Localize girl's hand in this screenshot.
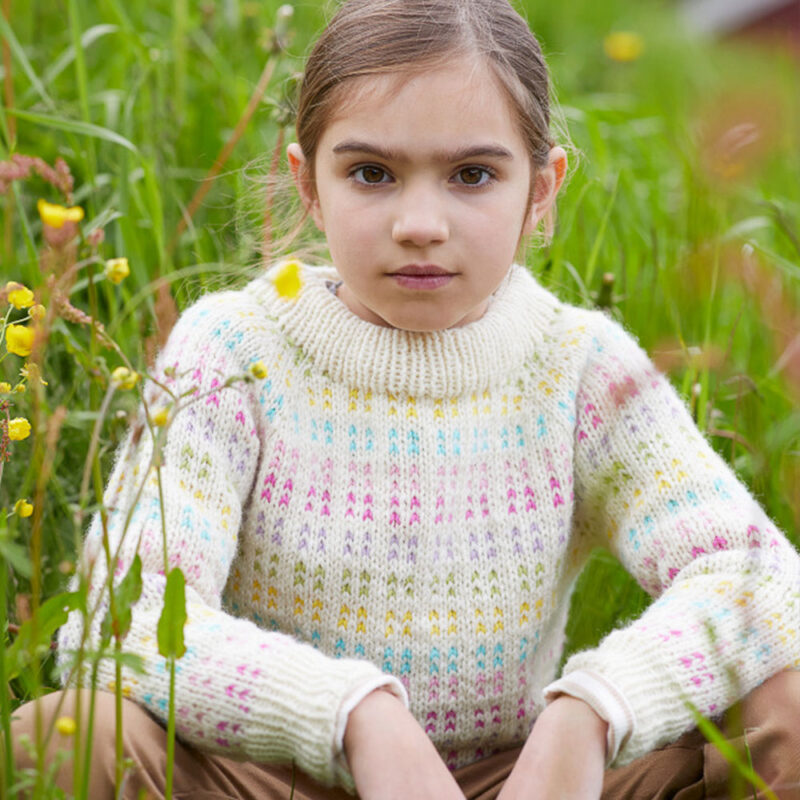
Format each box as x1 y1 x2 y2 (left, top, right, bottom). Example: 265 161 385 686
497 696 607 800
343 689 466 800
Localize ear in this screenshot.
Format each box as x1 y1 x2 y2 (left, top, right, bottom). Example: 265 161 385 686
522 146 568 236
287 142 325 231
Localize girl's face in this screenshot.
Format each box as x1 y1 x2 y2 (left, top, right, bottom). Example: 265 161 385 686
289 59 566 331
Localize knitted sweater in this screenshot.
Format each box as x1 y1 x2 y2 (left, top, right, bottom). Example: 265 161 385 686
58 262 800 790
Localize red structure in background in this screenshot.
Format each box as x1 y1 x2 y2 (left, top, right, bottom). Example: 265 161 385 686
681 0 800 52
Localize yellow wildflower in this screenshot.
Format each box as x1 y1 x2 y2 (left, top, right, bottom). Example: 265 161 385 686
29 303 46 322
151 407 170 427
104 257 130 285
273 260 303 300
14 383 25 394
7 417 32 441
13 498 33 518
603 32 644 63
20 362 47 387
5 282 34 309
0 382 10 394
111 366 140 391
37 199 84 229
54 716 77 736
5 324 34 357
249 361 268 379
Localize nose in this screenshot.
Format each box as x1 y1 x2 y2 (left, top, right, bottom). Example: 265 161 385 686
391 183 449 247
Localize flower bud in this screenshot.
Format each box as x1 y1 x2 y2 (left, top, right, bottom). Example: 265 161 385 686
151 407 170 427
249 360 268 379
105 257 130 285
13 498 33 518
111 366 140 390
5 282 34 309
55 716 77 736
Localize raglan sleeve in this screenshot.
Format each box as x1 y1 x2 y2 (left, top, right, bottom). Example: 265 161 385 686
561 312 800 766
56 292 404 791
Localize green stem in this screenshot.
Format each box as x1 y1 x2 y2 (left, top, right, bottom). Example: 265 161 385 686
0 528 12 800
114 641 123 790
79 663 101 800
165 656 176 800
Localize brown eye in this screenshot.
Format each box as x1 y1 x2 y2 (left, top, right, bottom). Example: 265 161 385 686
457 167 490 186
355 166 388 184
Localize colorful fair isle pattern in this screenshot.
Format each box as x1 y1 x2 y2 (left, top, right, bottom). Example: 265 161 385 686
58 263 800 790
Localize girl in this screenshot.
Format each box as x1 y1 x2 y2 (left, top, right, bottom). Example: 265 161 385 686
14 0 800 798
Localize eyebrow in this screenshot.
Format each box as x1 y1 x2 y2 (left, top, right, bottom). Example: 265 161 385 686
331 140 515 163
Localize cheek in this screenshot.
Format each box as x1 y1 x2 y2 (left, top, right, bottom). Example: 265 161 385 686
326 198 384 244
461 201 523 257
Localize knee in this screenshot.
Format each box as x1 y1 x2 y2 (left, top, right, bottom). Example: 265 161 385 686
742 669 800 729
740 670 800 797
11 689 118 796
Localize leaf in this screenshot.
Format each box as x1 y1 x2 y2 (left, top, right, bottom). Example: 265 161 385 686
5 108 139 155
101 554 143 643
0 514 32 578
0 537 32 578
5 592 81 682
157 568 187 660
104 651 146 674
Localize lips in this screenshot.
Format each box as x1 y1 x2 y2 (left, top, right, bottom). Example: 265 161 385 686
393 264 453 276
390 265 455 291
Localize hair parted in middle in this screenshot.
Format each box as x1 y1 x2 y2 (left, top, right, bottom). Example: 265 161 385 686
295 0 555 184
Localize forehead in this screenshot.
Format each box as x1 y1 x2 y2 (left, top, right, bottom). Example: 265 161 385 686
320 59 529 160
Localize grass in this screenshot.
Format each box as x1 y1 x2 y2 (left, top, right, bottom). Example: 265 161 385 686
1 0 799 797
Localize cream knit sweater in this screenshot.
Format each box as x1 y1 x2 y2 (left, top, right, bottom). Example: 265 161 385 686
59 262 800 791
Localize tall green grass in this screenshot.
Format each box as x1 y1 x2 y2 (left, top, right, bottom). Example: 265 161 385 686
1 0 798 797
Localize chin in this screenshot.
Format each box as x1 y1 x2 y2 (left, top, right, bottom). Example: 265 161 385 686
385 314 461 333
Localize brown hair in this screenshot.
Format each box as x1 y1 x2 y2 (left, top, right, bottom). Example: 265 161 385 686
296 0 555 184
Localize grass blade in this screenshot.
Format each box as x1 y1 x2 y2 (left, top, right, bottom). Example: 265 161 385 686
0 12 54 111
688 702 778 800
5 108 139 155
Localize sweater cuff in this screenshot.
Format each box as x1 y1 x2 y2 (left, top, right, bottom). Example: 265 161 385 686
543 669 635 764
333 675 409 775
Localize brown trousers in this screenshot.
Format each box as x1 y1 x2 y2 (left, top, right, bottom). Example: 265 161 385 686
11 670 800 799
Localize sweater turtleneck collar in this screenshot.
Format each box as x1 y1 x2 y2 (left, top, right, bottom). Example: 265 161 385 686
250 262 560 397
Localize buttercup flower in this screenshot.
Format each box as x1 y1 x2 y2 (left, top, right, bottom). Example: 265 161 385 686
273 260 303 299
13 498 33 518
151 407 170 427
105 257 130 285
8 417 32 441
5 324 34 357
603 32 644 63
37 199 84 229
55 716 77 736
0 382 10 393
29 303 46 322
111 366 140 390
5 282 34 309
249 361 268 379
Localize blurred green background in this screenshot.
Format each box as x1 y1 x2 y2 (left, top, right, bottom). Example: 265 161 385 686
1 0 799 671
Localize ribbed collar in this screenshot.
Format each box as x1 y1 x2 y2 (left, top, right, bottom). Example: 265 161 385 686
249 263 560 397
